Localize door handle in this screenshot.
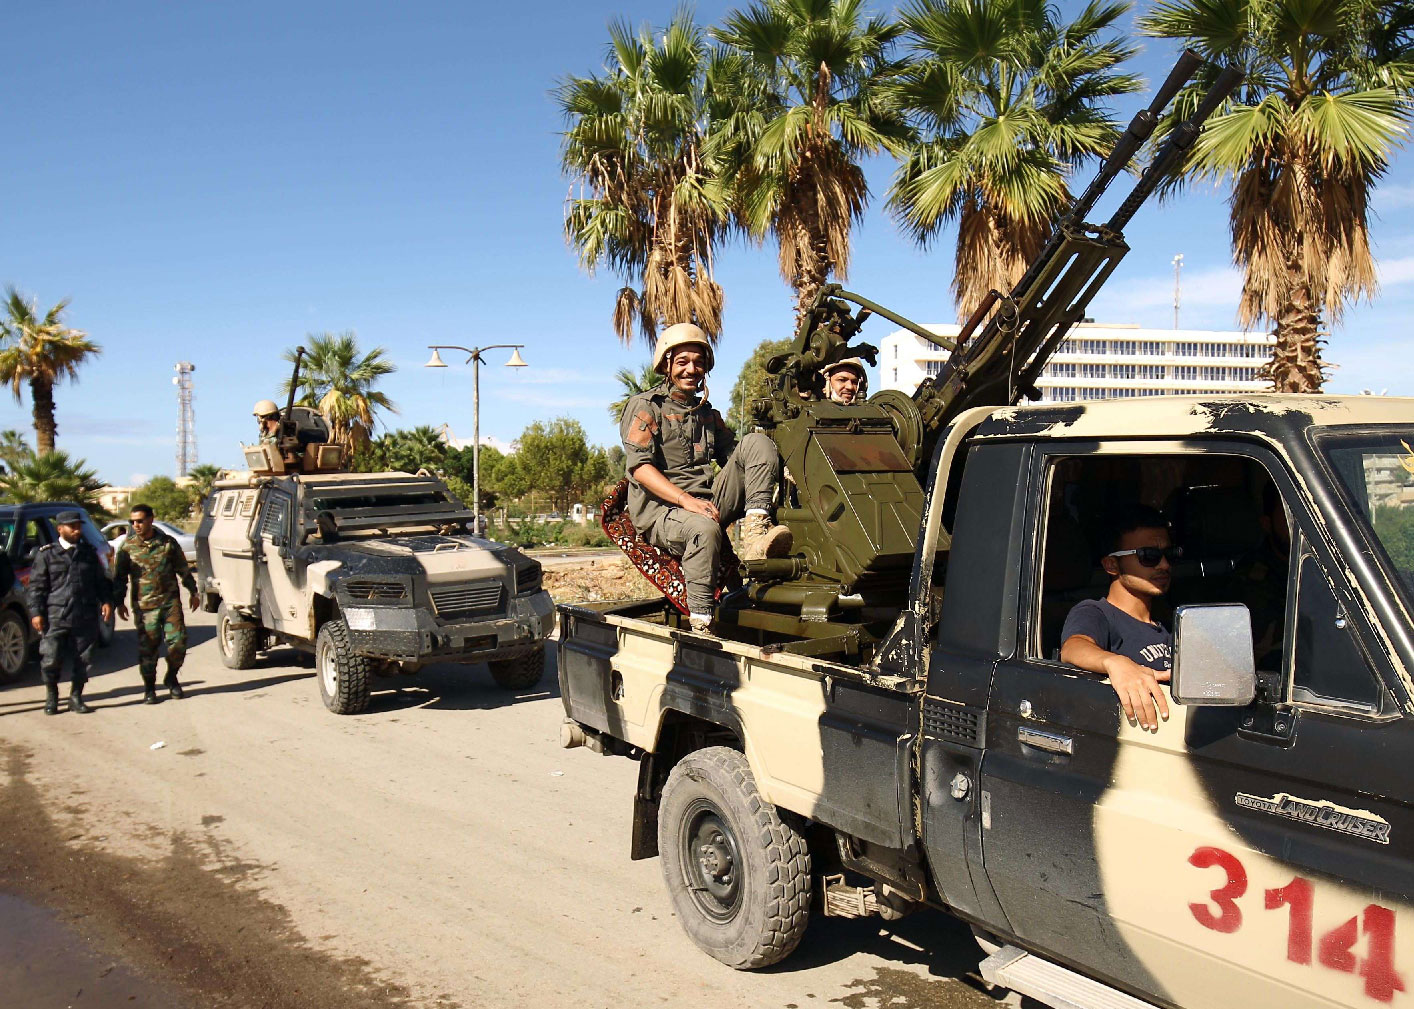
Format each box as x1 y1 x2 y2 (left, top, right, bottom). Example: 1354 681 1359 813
1018 726 1074 755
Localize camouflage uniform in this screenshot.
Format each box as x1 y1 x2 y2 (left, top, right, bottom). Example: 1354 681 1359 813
621 382 780 616
112 528 197 692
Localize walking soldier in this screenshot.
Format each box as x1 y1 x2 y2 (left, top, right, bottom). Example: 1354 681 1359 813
112 504 200 703
27 510 114 715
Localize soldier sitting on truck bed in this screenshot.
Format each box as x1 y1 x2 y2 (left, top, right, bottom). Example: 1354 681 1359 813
1060 504 1178 733
621 322 793 633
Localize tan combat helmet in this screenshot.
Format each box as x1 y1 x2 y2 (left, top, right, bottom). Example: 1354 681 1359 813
252 399 280 417
821 358 868 401
652 323 715 375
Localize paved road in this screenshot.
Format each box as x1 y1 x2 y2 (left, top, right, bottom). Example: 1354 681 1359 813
0 610 1000 1009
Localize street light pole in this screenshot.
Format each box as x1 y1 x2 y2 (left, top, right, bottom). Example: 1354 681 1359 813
424 343 528 536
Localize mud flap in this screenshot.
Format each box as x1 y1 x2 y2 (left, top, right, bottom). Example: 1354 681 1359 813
630 756 660 860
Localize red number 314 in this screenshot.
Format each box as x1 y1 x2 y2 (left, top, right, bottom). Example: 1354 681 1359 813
1188 846 1405 1003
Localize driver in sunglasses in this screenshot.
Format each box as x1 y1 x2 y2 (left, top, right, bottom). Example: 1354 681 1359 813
1061 504 1180 733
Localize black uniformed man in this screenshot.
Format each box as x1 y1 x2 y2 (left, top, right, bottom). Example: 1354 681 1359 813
27 511 114 714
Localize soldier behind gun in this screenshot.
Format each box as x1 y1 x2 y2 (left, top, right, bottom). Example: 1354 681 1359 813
113 503 200 703
27 511 114 715
254 399 281 445
821 358 867 405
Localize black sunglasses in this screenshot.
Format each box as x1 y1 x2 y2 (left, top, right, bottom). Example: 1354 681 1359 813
1107 545 1182 567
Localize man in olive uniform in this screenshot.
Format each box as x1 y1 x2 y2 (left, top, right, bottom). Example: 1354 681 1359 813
112 504 200 703
27 511 114 715
254 400 281 445
621 323 792 633
821 358 867 405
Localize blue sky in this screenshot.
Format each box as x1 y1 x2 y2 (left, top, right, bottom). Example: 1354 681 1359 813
3 1 1412 486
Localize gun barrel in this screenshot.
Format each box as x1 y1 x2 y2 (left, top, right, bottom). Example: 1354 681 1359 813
1105 65 1243 232
282 346 306 425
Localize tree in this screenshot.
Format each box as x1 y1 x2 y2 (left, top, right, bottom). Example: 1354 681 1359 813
132 476 196 523
283 332 397 450
711 0 909 322
608 362 661 423
0 451 105 514
559 10 731 346
1141 0 1414 392
185 463 222 504
0 288 102 455
888 0 1141 321
728 336 795 432
0 429 32 472
512 418 611 513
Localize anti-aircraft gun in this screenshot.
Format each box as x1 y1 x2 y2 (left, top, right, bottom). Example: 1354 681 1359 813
719 51 1242 659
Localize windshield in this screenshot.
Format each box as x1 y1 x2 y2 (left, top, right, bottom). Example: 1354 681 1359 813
1321 429 1414 604
308 490 463 514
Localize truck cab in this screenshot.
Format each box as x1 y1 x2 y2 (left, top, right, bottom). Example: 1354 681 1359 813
559 394 1414 1009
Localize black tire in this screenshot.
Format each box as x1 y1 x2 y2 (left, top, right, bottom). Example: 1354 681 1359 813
0 608 30 684
658 746 811 969
487 648 545 690
316 619 371 715
217 602 259 670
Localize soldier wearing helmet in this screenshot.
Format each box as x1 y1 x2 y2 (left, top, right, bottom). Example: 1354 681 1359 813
253 400 281 446
821 358 867 405
621 322 792 633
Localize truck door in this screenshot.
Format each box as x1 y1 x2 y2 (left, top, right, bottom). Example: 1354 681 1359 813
979 440 1414 1009
255 487 308 636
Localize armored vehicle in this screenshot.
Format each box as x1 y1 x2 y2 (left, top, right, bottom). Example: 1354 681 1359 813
197 467 553 714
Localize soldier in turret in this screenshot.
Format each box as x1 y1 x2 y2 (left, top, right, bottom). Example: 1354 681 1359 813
821 358 867 405
621 323 792 633
253 400 281 445
112 503 200 703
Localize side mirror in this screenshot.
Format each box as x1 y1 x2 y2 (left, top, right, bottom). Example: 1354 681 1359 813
1171 603 1256 706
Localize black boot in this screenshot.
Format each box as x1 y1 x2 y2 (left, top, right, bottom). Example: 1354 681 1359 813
69 685 92 714
164 673 185 700
43 684 59 716
142 673 159 704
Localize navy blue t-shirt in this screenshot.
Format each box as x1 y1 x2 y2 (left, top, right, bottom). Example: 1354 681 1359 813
1061 599 1172 673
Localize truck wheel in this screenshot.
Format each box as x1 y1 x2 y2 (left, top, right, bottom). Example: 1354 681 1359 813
217 603 259 670
487 648 545 690
658 746 811 969
0 609 29 683
316 619 371 715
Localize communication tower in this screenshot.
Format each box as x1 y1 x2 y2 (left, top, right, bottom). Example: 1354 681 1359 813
174 362 197 476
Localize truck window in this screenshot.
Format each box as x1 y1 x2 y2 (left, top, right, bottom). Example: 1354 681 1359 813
259 492 292 540
1290 551 1383 710
1035 451 1293 678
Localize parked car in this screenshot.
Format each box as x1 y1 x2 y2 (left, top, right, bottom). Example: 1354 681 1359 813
103 519 198 565
0 567 31 682
0 502 117 648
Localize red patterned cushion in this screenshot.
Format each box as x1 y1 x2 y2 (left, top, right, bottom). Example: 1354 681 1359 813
601 479 740 615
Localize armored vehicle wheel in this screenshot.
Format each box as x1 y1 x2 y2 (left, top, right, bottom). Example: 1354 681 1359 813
658 746 811 969
0 609 29 683
217 603 258 670
316 618 371 715
487 648 545 690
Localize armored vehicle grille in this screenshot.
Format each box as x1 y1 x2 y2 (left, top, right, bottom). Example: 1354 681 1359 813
430 580 503 617
344 579 407 602
922 699 981 746
515 562 541 595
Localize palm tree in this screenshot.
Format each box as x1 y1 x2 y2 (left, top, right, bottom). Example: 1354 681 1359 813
0 450 105 512
186 463 223 507
0 289 102 455
559 11 731 347
1141 0 1414 392
711 0 909 322
282 332 397 450
608 362 661 422
888 0 1141 322
0 430 32 472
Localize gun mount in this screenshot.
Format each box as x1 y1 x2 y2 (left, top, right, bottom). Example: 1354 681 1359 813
242 346 345 475
718 51 1242 658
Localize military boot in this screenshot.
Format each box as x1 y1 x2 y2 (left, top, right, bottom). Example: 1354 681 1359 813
68 685 92 714
43 684 59 716
142 673 159 705
739 512 792 561
164 673 185 700
688 613 713 635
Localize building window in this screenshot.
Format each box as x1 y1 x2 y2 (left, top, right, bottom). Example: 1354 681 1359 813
1200 366 1228 382
1138 341 1163 356
1172 365 1198 381
1112 340 1137 355
1176 342 1201 356
1049 363 1076 378
1110 364 1137 380
925 360 944 376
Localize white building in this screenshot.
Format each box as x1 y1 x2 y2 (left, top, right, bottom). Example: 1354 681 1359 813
878 321 1279 401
